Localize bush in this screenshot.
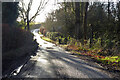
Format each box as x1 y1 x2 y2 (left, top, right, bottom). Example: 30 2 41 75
46 32 62 41
92 37 102 49
43 29 46 36
2 26 34 53
2 25 38 75
40 27 45 34
68 38 77 45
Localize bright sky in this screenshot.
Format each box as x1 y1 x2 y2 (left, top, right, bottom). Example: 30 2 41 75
30 0 60 23
18 0 60 23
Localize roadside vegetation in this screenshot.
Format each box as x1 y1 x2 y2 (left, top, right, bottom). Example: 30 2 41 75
2 2 38 76
40 31 120 71
40 2 120 72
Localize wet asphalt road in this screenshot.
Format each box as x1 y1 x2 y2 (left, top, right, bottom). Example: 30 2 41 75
13 29 111 78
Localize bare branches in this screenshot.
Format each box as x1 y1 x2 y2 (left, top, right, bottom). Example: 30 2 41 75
19 0 49 30
29 0 49 22
27 0 33 13
19 0 49 22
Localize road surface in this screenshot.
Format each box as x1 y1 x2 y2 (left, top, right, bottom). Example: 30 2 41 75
13 29 111 78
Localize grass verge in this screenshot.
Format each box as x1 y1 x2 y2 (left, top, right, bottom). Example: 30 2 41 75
41 36 120 72
41 36 56 44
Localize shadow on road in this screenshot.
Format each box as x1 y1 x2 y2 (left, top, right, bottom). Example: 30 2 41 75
13 46 110 78
45 49 110 78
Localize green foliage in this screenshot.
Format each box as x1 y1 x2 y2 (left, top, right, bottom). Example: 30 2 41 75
86 39 90 48
104 39 113 49
97 56 120 65
46 32 62 41
46 32 70 44
43 6 76 37
41 36 54 43
43 2 120 56
75 42 77 46
92 37 102 49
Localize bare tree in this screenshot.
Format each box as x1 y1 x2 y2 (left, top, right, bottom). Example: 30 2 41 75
19 0 49 30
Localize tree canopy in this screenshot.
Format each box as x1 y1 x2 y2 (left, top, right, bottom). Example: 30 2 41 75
42 1 120 55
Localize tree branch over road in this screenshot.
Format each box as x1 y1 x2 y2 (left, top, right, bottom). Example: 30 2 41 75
19 0 49 30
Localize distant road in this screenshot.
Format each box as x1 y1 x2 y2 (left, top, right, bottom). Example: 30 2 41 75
14 29 111 78
30 24 41 30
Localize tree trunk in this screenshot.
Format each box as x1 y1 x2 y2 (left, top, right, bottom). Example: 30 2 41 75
90 25 93 48
24 26 27 30
27 20 30 30
81 2 84 39
27 12 30 31
108 0 110 20
75 2 80 40
83 2 89 45
24 19 27 30
117 2 120 41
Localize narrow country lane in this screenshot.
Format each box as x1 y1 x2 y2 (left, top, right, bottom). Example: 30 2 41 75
13 29 112 78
